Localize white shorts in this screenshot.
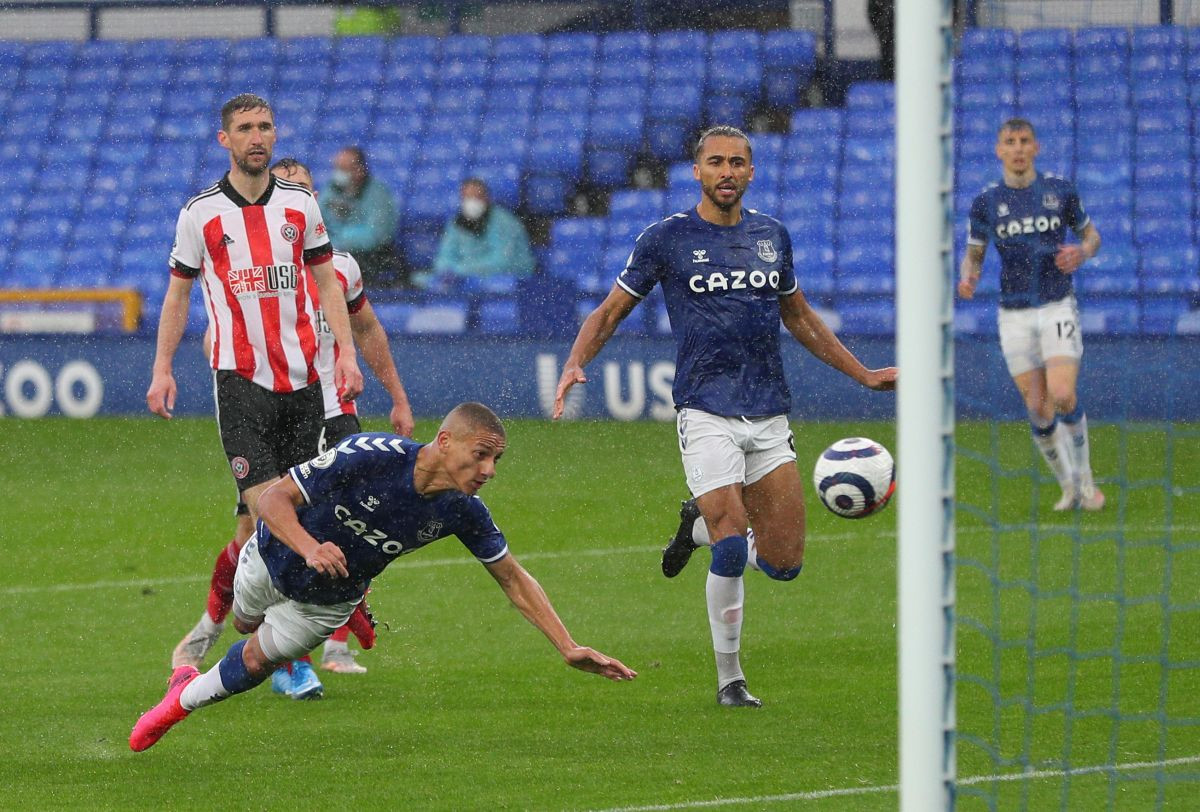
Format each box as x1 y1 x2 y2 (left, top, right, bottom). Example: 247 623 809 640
232 538 360 662
676 408 796 498
997 296 1083 377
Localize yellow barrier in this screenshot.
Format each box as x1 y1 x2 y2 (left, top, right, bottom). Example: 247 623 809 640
0 288 143 332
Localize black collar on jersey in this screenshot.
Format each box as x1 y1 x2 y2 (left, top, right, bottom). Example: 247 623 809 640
219 172 277 208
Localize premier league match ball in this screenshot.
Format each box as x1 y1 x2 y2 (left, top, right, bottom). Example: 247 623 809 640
812 437 896 519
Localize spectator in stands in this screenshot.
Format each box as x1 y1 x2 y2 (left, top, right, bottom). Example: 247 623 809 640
322 146 405 288
959 118 1104 512
426 178 535 290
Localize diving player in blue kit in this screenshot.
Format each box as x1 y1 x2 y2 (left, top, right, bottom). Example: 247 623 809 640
131 402 636 751
553 126 896 707
959 118 1104 512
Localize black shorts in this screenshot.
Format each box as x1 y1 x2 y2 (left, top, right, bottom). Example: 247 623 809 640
215 370 324 492
321 413 362 450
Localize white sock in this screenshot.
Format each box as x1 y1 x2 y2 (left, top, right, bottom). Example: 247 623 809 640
324 639 349 657
1031 419 1075 491
706 572 745 689
691 514 710 546
1061 413 1095 491
180 665 231 711
198 612 223 634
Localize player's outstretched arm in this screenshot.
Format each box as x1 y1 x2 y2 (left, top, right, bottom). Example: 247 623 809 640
146 275 195 419
257 477 349 578
553 285 639 419
484 554 637 681
350 299 414 436
780 291 897 391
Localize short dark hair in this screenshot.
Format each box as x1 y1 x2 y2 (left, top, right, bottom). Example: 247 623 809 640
341 145 369 173
999 117 1036 138
693 125 753 161
461 177 490 196
220 93 272 130
442 402 505 439
271 157 311 176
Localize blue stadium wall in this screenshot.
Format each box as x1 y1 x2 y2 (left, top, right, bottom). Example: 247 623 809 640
0 334 1196 421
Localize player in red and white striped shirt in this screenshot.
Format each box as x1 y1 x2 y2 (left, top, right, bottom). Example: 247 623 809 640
147 94 364 520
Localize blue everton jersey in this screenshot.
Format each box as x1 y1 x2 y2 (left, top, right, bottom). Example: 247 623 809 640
256 433 509 604
967 172 1090 309
617 208 798 418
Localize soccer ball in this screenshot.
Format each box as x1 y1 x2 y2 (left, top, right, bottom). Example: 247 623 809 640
812 437 896 519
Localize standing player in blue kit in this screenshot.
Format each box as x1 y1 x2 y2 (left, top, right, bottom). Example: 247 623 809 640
553 126 896 707
959 117 1104 512
131 402 636 751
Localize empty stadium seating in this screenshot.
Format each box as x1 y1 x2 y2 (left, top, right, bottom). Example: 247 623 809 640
1 24 1197 337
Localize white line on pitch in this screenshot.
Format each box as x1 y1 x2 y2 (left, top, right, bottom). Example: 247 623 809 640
4 523 1194 597
590 755 1200 811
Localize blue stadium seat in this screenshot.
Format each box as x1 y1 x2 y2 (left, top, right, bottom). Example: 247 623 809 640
645 120 691 162
593 82 647 113
655 30 707 61
437 87 486 115
601 31 652 61
1017 26 1075 59
1014 52 1068 84
1134 217 1192 248
1017 79 1070 109
526 135 584 177
1074 26 1129 57
438 55 490 89
1077 249 1138 297
1139 245 1200 294
383 59 437 86
1076 134 1132 164
844 109 893 139
954 299 999 336
587 110 643 149
493 34 544 62
540 84 591 113
466 162 521 208
1141 299 1193 335
1079 299 1138 335
1135 161 1191 190
789 108 844 140
762 29 816 106
490 57 542 88
330 59 383 89
605 217 650 251
389 35 439 63
1136 133 1190 163
1132 79 1187 109
609 189 665 223
547 32 597 63
705 94 749 127
845 81 894 110
652 51 706 85
484 85 536 117
551 216 606 251
586 149 631 187
837 301 895 336
778 185 837 220
842 137 895 166
597 54 652 86
963 84 1015 110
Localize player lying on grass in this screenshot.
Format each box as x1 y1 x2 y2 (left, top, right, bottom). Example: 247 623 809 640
130 402 637 751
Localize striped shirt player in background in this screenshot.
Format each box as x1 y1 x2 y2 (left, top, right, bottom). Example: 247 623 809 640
145 94 365 685
553 126 896 707
959 118 1104 511
130 403 636 752
179 157 416 698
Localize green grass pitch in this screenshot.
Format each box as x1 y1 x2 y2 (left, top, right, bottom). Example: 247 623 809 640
0 417 1195 810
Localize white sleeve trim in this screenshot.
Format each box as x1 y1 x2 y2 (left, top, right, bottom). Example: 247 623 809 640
477 545 509 564
615 277 646 300
967 236 987 246
777 280 799 296
289 467 313 505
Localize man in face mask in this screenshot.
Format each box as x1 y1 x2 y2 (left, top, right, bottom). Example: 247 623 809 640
322 146 405 288
427 178 536 291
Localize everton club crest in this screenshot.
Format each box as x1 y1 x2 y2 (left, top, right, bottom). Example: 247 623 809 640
756 239 778 262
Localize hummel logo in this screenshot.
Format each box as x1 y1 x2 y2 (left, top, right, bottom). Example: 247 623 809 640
221 234 234 245
692 249 710 263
